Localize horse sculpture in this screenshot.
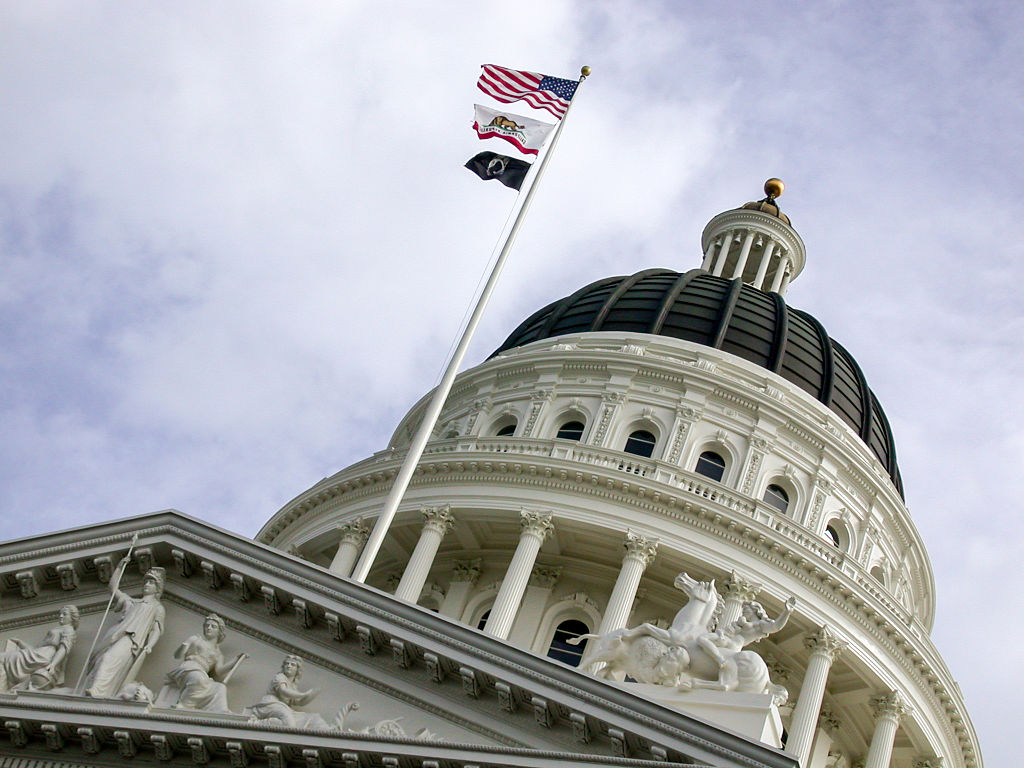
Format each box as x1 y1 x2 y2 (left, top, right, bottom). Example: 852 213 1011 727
570 572 794 703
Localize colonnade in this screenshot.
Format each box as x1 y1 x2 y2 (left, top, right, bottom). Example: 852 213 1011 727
325 512 915 768
704 228 792 295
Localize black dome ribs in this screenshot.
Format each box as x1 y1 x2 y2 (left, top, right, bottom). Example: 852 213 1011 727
492 270 903 498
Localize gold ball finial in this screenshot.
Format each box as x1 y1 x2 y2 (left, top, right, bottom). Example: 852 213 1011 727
580 66 591 77
764 178 785 199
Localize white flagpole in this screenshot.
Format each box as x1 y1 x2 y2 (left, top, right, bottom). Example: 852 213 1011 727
350 66 591 584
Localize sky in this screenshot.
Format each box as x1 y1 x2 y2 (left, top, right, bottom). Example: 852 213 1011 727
0 2 1019 763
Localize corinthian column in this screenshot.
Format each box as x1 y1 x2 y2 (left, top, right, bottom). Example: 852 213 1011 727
484 510 554 640
394 506 455 603
329 519 370 578
787 626 846 766
597 531 658 635
719 570 762 628
864 692 911 768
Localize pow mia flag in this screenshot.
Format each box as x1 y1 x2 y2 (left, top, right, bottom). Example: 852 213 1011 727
464 151 531 191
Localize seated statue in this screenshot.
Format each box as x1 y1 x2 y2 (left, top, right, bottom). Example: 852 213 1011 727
0 605 79 693
246 655 333 730
155 614 247 712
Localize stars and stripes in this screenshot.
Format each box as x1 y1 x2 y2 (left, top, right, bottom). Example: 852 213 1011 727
477 64 578 119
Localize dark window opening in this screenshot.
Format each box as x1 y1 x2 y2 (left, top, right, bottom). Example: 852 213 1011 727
824 525 840 548
624 430 657 458
695 451 726 482
476 609 491 630
763 484 790 513
556 420 585 441
495 423 516 437
546 619 590 667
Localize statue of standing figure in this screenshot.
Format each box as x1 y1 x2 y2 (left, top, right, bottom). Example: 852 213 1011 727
0 605 80 693
155 614 248 712
80 557 166 698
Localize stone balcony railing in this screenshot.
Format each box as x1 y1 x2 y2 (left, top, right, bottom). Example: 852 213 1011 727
419 436 915 626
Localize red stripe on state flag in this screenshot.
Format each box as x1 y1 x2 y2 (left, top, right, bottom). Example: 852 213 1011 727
473 120 539 155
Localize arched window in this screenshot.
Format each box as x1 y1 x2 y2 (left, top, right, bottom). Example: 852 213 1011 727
623 429 657 458
495 423 516 437
870 565 886 584
763 484 790 513
555 420 585 441
824 524 841 548
695 450 726 482
546 619 590 666
476 609 491 630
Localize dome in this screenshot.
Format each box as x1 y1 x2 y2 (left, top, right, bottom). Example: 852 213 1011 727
740 198 791 225
493 268 903 497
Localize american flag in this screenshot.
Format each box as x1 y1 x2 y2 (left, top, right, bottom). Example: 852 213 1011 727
477 64 578 120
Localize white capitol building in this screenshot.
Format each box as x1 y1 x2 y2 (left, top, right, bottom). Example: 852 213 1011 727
0 181 980 768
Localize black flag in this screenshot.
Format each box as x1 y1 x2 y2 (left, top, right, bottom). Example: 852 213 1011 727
464 151 531 191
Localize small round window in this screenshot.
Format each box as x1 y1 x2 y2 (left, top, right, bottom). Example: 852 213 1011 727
556 420 585 441
763 484 790 513
624 430 657 458
695 451 726 482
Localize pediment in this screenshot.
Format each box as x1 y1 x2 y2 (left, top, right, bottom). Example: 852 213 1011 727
0 511 795 768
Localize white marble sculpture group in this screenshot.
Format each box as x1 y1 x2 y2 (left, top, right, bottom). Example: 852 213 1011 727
0 555 437 738
571 572 794 703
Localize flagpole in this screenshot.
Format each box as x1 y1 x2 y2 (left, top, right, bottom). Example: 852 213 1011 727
350 66 591 584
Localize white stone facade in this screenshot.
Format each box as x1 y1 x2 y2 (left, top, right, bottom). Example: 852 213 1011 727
262 333 977 768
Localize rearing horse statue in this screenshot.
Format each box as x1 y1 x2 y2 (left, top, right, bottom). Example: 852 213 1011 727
569 572 795 703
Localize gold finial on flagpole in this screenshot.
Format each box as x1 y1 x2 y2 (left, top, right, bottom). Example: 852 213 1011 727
580 66 591 78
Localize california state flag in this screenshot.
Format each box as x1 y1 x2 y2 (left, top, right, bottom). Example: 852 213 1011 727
472 104 554 156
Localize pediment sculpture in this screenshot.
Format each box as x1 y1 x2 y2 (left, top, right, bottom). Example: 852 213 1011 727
154 614 248 712
0 605 79 693
79 557 166 698
570 572 794 703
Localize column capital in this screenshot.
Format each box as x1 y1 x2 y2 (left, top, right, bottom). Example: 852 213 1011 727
818 704 841 735
870 690 911 723
529 565 562 589
421 505 455 535
338 518 370 546
623 530 659 567
450 558 482 585
724 570 762 602
912 757 943 768
519 509 555 542
804 626 846 661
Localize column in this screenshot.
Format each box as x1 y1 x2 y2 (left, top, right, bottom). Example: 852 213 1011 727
485 510 554 640
769 255 790 293
701 239 718 270
509 565 562 646
440 559 481 620
731 230 757 280
719 570 762 628
779 264 794 296
394 506 455 603
864 692 910 768
597 531 659 635
787 626 846 766
753 240 776 289
329 518 370 578
711 231 735 277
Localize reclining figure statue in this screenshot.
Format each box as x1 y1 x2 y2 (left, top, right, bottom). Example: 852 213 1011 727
569 572 795 703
